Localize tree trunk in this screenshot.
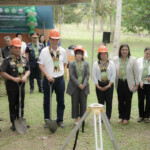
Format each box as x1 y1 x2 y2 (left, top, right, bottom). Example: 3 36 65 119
136 27 141 35
110 15 115 42
87 18 90 30
98 16 105 32
110 0 122 58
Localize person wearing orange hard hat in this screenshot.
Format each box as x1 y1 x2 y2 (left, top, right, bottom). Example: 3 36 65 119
92 45 116 122
66 45 90 125
38 29 67 128
25 32 44 94
0 38 30 131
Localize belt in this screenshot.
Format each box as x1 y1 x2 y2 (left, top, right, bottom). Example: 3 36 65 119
54 75 63 81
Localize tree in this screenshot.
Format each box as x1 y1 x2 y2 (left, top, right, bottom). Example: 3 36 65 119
95 0 116 41
122 0 150 34
63 4 83 25
111 0 122 57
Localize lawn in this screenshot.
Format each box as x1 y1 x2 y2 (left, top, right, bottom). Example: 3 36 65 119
0 24 150 150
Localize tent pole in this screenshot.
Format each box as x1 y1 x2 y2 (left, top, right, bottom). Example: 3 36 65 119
91 0 96 79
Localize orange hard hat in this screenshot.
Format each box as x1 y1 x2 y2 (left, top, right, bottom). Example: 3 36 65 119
74 45 85 54
11 38 22 47
30 32 39 38
49 29 60 39
98 45 108 53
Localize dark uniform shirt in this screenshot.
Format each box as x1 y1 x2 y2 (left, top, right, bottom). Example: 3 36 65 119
1 46 11 58
1 55 30 91
25 42 43 68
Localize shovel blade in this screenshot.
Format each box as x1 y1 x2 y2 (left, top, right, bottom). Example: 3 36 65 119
15 118 27 134
45 119 58 133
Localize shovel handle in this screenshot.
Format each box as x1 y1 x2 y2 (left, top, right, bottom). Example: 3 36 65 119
18 82 23 118
48 82 53 120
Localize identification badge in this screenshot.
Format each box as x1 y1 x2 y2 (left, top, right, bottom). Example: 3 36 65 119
101 72 107 81
18 67 24 74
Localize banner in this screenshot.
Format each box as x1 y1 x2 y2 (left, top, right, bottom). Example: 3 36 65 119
0 6 30 33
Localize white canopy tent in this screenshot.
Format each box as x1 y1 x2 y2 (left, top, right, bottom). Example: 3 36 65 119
0 0 89 6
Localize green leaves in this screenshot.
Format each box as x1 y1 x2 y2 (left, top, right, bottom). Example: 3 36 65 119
122 0 150 33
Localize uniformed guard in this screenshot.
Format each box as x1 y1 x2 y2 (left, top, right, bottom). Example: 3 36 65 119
25 33 43 94
0 38 30 131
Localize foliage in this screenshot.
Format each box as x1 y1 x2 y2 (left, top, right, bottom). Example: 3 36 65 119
63 4 84 24
122 0 150 33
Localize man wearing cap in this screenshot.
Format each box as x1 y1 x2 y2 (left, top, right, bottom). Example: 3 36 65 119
0 38 30 131
25 33 43 94
38 29 67 128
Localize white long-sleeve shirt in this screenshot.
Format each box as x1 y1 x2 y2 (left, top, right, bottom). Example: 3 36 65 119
92 60 116 84
137 57 150 84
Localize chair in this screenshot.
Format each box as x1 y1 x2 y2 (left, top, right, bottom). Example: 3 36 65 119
66 55 75 80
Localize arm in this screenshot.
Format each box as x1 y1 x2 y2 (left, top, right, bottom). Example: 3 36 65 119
92 62 104 91
25 46 29 61
25 53 29 62
21 70 30 83
1 71 21 83
39 64 54 82
82 62 90 86
108 61 116 88
133 58 139 92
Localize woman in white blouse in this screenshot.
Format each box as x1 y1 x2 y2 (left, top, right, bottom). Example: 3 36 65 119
113 44 139 125
92 45 116 121
137 47 150 123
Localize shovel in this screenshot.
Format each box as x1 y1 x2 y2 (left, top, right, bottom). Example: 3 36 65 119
15 82 27 134
45 82 57 133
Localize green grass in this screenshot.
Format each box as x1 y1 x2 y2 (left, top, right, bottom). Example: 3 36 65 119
0 24 150 150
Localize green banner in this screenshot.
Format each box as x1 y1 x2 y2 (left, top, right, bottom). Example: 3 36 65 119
0 6 30 33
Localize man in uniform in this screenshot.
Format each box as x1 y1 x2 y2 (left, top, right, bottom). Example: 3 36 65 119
1 36 12 58
0 38 30 131
25 33 43 94
38 29 67 128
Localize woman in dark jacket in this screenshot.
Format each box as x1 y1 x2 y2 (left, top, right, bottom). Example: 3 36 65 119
66 45 90 125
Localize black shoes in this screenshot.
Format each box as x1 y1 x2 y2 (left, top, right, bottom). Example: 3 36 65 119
10 123 16 131
39 89 43 93
30 90 33 94
137 117 144 122
57 121 65 128
43 123 48 128
144 118 150 123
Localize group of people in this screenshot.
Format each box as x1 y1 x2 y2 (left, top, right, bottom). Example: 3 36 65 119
0 29 150 133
